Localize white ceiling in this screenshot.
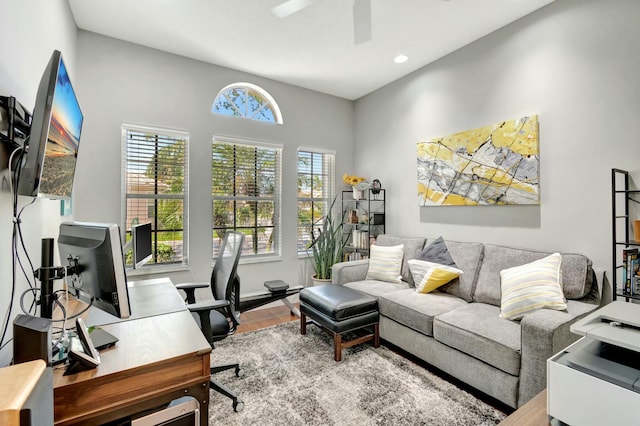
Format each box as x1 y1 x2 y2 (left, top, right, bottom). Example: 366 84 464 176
67 0 555 100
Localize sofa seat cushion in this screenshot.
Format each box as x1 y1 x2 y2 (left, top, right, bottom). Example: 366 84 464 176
344 279 411 297
433 303 521 376
378 289 467 337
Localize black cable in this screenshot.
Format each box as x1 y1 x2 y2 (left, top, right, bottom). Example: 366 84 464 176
0 146 25 353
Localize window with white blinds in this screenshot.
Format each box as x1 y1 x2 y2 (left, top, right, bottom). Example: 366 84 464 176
212 137 281 260
121 124 189 268
297 149 335 255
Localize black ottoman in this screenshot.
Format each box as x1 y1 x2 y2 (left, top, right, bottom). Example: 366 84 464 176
299 284 379 361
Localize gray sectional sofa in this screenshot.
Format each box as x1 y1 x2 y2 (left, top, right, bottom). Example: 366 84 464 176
331 235 607 409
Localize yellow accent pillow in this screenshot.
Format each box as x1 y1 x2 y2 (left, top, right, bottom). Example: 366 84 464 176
408 259 464 294
499 253 567 320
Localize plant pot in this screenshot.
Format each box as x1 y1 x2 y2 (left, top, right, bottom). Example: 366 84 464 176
311 275 332 286
352 187 365 200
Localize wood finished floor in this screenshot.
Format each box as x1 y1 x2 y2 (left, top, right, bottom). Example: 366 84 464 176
236 303 299 334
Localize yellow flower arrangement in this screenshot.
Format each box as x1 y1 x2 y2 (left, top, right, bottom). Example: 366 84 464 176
343 173 367 186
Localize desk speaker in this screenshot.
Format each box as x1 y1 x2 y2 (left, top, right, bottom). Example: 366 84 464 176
13 314 52 365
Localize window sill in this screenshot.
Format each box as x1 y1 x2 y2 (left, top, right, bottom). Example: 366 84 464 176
237 255 282 265
126 264 189 277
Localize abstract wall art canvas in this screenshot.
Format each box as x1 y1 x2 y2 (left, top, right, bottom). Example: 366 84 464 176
417 115 539 206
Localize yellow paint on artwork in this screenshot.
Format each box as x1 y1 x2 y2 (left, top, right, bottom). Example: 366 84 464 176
509 181 538 194
417 142 429 158
429 191 444 204
444 193 478 206
418 182 444 204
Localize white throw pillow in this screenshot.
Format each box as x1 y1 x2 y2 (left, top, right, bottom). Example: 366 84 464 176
366 244 404 283
408 259 463 294
499 253 567 320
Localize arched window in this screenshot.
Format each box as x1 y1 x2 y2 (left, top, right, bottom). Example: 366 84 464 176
212 82 283 124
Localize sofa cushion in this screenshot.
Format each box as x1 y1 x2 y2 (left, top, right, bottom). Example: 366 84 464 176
379 289 468 337
376 235 426 286
416 236 458 267
408 259 464 294
437 240 484 302
344 279 412 297
499 253 567 320
474 244 593 306
366 244 404 283
433 303 521 376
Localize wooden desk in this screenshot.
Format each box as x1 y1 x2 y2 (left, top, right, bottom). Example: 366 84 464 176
53 279 211 425
499 389 549 426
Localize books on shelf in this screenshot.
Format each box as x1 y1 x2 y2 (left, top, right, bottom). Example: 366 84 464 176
343 251 368 262
622 248 639 295
351 230 368 249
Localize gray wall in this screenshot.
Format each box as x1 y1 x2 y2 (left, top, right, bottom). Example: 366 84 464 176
0 0 78 366
354 0 640 279
74 31 355 296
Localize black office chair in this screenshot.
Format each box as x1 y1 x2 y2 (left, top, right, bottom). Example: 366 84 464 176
175 231 245 412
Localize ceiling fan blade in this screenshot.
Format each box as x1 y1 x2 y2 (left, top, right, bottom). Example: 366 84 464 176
353 0 372 44
272 0 317 18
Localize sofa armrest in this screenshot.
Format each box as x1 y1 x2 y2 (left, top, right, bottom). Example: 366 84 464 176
518 300 599 406
331 260 369 285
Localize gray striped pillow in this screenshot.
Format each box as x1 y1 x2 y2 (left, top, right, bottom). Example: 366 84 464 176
499 253 567 320
366 244 404 283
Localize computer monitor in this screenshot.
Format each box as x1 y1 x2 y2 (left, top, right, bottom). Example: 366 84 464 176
132 222 152 269
57 222 131 318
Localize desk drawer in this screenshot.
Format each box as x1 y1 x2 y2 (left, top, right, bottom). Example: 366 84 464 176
54 352 209 425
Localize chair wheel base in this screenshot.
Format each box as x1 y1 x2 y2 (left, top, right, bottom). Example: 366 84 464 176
233 398 244 412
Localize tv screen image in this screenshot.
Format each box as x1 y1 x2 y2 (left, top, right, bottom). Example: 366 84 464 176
18 50 83 199
58 222 131 319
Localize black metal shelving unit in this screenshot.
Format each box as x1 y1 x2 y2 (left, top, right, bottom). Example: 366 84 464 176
341 188 385 261
612 168 640 301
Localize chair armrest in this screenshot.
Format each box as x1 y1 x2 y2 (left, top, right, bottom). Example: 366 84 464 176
331 259 369 285
187 299 229 313
175 281 210 290
175 281 210 304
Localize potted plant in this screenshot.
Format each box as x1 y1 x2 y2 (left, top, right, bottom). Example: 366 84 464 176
308 196 347 284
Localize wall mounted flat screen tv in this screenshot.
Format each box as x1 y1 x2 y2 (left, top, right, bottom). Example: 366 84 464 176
17 50 83 199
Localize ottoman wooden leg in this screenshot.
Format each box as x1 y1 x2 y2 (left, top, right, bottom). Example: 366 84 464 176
334 333 342 362
300 312 307 335
374 323 380 348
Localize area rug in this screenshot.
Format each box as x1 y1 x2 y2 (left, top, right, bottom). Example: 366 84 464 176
208 321 506 425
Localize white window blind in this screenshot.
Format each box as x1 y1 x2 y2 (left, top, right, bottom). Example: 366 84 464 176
212 137 281 259
297 148 335 255
122 124 189 267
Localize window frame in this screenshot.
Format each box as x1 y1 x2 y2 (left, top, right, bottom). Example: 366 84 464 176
121 123 189 274
211 82 283 124
296 147 336 257
212 135 283 263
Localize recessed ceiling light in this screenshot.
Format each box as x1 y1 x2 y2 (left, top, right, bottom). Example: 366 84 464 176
394 55 408 64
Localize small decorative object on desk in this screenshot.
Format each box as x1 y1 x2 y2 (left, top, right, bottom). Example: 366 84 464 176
343 173 369 200
371 179 382 199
